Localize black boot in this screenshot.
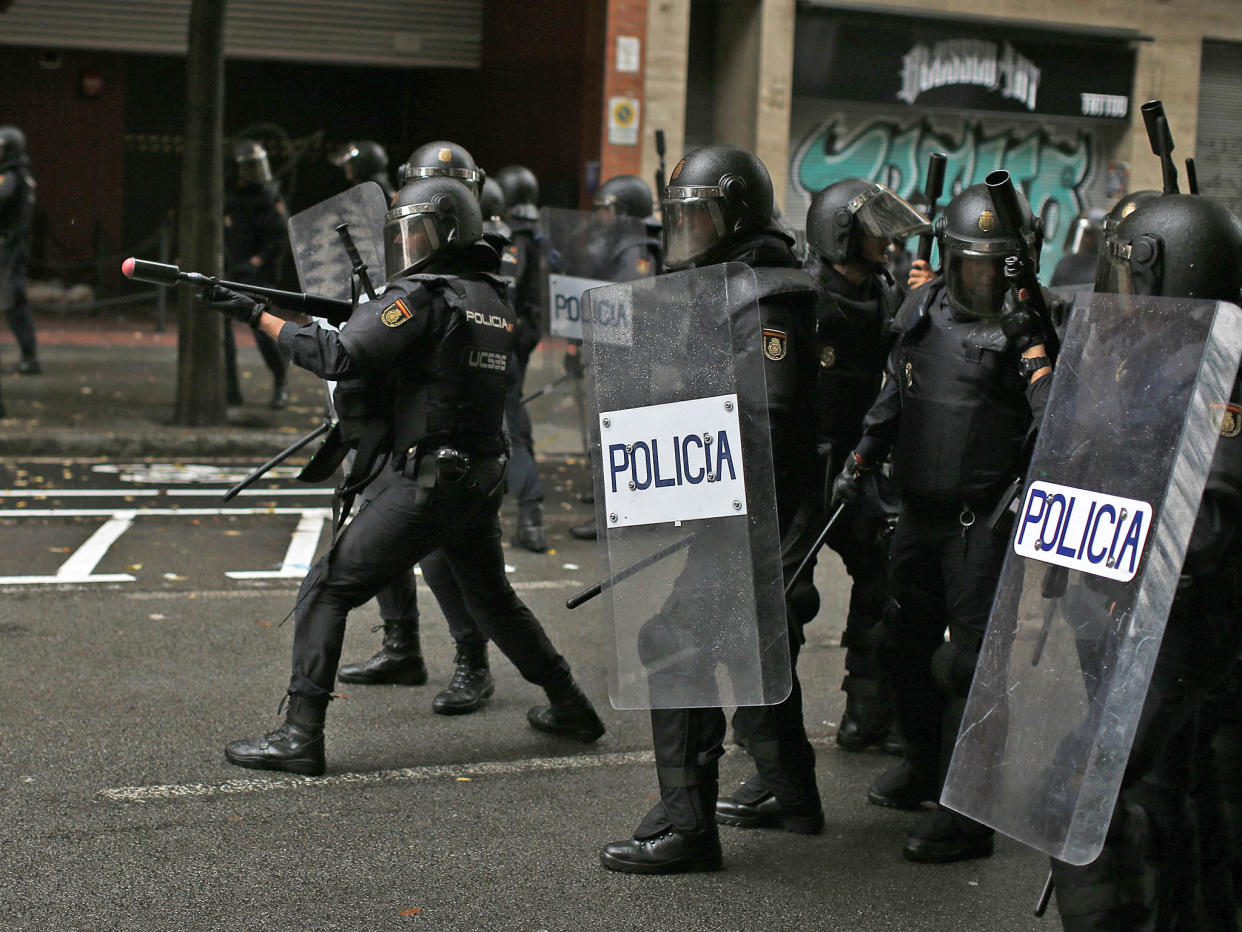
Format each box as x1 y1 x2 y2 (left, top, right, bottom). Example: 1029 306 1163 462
903 807 994 863
835 675 894 752
513 504 548 552
716 773 825 834
269 378 289 410
868 759 938 810
528 678 605 743
338 616 427 685
602 764 722 874
15 357 40 375
224 693 329 776
569 519 598 541
432 642 494 715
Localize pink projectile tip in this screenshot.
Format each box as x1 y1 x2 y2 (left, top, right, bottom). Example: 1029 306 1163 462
121 257 136 278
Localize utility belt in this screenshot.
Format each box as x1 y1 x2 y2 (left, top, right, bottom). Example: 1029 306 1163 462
401 443 509 506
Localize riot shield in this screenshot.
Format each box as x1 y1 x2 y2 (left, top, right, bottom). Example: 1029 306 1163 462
288 182 387 304
941 292 1242 865
582 263 791 710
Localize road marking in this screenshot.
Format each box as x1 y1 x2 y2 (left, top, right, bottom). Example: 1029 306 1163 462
227 510 326 579
0 488 332 498
100 737 837 804
101 750 658 802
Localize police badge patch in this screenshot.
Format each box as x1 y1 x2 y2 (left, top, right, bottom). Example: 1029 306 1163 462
381 298 413 328
762 328 787 361
1213 402 1242 438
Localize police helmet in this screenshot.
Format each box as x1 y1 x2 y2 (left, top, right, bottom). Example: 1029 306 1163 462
0 126 27 165
806 178 930 267
593 174 654 220
661 144 775 270
398 141 484 195
494 165 539 221
1096 194 1242 302
383 176 483 280
1061 208 1107 255
233 138 273 185
937 182 1037 319
479 176 506 221
332 140 388 182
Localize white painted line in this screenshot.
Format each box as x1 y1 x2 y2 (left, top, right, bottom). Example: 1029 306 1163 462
0 508 333 518
56 510 136 579
100 749 658 803
227 510 327 579
0 488 333 498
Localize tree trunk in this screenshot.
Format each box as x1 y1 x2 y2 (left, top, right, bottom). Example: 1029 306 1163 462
174 0 228 426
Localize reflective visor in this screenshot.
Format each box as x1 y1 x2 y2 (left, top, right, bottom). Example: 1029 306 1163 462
662 188 727 268
849 185 931 242
383 203 443 280
945 252 1006 319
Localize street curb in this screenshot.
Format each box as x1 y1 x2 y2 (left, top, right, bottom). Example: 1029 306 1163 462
0 429 310 459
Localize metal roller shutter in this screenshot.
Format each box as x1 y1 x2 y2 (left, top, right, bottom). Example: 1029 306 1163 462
1196 40 1242 218
0 0 483 69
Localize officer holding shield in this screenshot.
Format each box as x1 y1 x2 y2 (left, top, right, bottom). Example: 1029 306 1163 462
802 178 927 753
599 144 822 874
1048 191 1242 930
833 182 1054 862
202 174 605 775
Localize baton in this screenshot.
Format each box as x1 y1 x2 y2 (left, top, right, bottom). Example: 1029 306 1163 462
654 129 668 201
334 223 378 302
223 419 333 502
566 534 693 610
520 371 574 405
783 503 847 599
916 153 947 264
1030 563 1069 666
1034 870 1055 917
1185 157 1200 195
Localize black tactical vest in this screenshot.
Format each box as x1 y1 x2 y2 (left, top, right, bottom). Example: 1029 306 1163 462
890 286 1030 504
339 272 515 459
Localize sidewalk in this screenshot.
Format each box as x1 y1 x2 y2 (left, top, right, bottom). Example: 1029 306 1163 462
0 304 335 458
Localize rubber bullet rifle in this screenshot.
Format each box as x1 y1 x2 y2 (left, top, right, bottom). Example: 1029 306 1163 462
121 257 353 326
984 169 1058 360
654 129 667 201
1140 99 1179 195
916 152 947 264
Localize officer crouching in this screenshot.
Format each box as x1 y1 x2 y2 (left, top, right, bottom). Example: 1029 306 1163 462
200 175 604 776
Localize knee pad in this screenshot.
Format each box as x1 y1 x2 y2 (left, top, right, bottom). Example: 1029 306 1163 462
787 578 820 627
931 641 978 699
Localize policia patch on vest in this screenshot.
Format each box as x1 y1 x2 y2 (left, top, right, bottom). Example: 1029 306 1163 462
381 298 414 328
763 328 787 361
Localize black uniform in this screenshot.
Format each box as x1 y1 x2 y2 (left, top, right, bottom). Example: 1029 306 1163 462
856 279 1049 850
275 268 577 703
632 231 822 841
0 149 37 373
501 216 545 515
223 181 290 404
805 252 903 743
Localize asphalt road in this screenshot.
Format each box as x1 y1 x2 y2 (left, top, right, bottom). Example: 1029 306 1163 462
0 457 1056 931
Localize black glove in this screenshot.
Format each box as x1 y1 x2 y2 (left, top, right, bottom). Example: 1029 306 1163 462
830 451 871 510
563 346 584 378
999 288 1049 354
197 284 267 328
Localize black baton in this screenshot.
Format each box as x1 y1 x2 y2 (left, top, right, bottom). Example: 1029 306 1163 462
223 419 333 502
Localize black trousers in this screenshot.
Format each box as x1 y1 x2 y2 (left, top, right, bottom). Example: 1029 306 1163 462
288 462 569 700
504 351 543 509
879 501 1007 780
1 241 36 361
224 319 288 393
420 550 486 649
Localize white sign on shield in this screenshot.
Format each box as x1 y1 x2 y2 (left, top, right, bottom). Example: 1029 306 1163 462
600 394 747 528
548 273 611 340
1012 479 1153 583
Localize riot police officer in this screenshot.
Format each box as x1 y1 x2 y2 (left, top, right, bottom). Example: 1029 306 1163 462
1050 191 1242 930
570 174 663 542
600 144 822 874
493 163 549 553
332 139 394 202
223 138 292 408
833 182 1054 863
336 141 499 717
801 178 927 753
205 175 605 775
1049 209 1106 288
0 125 39 378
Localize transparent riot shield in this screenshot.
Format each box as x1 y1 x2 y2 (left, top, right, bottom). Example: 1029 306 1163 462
288 182 387 304
942 293 1242 865
529 207 657 457
582 263 791 710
